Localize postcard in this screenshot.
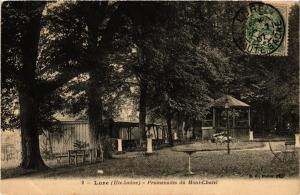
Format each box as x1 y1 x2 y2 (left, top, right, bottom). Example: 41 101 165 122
1 1 299 194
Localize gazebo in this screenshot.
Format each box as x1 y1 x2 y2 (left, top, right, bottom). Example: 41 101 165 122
211 95 251 139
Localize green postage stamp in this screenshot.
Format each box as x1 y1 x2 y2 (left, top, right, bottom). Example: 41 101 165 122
233 2 289 56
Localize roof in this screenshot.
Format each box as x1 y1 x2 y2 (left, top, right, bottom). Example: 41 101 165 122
57 120 165 127
60 120 88 124
212 95 250 108
113 121 165 128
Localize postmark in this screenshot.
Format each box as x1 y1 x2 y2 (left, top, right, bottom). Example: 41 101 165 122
232 2 287 55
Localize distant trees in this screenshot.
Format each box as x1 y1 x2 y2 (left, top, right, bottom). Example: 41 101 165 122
119 2 176 143
230 4 299 134
147 4 232 144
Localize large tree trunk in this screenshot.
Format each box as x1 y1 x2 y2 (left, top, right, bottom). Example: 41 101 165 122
87 74 114 159
17 2 47 170
83 2 113 159
87 72 113 159
19 91 47 170
139 80 147 143
87 72 104 147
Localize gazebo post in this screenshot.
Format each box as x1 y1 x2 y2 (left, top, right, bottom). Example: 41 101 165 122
232 108 236 138
225 99 230 155
248 108 253 141
248 108 251 127
232 108 235 128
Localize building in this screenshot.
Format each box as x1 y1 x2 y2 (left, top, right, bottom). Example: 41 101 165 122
202 95 251 140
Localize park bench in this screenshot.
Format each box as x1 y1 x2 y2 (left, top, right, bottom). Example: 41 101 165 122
55 148 101 165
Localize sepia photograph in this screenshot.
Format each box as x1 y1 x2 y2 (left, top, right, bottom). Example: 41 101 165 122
1 1 299 194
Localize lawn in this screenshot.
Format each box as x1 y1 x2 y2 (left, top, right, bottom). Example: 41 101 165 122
173 141 265 151
1 142 298 179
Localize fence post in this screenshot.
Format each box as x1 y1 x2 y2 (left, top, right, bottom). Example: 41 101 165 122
295 133 300 148
147 138 153 154
174 132 178 140
249 130 254 141
117 139 122 152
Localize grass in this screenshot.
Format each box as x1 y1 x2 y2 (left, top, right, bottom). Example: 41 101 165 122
1 142 298 179
173 141 265 151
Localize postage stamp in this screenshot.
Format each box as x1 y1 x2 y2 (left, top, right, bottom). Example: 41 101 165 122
232 2 289 56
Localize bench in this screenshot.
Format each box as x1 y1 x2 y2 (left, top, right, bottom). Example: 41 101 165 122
55 149 101 165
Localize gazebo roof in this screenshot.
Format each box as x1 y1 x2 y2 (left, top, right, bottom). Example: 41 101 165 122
212 95 250 108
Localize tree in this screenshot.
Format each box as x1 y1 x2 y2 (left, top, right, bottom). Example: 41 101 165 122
120 2 178 143
140 3 232 145
2 2 88 169
227 4 299 134
2 2 48 169
41 1 137 158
